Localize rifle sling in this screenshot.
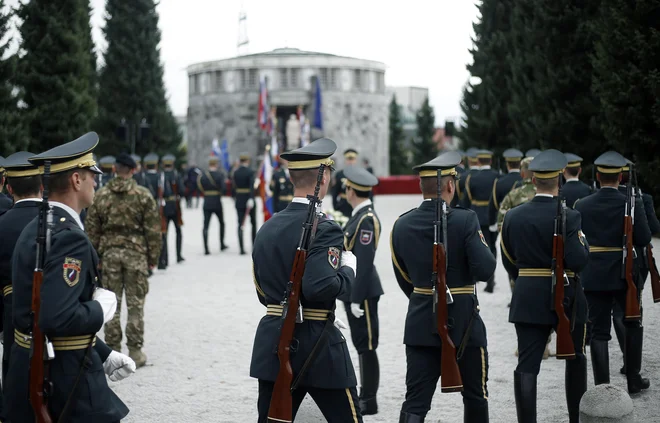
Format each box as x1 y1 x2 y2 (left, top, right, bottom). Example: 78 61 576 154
456 303 478 361
290 309 336 393
56 337 95 423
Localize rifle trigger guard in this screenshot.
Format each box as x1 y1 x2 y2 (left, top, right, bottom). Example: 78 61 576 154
289 338 299 353
447 317 455 330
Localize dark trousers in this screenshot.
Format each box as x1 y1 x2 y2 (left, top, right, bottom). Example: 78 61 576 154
343 297 379 354
401 345 488 418
237 206 257 252
2 293 13 387
585 290 640 341
515 323 587 375
257 380 362 423
159 215 183 267
203 208 226 251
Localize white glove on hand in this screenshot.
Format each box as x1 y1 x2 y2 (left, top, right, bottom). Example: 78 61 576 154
350 303 364 319
247 198 255 209
334 317 348 330
0 331 3 343
103 351 136 382
93 288 117 324
340 251 357 275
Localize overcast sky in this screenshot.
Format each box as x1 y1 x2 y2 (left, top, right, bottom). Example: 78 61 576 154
35 1 481 125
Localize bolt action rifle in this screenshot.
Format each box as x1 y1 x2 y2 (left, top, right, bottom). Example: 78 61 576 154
432 169 463 393
29 161 54 423
551 178 576 359
158 172 167 234
267 164 326 422
172 172 184 227
622 163 641 321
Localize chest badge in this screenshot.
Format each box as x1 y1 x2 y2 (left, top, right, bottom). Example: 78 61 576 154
63 257 82 287
360 229 373 245
328 247 340 270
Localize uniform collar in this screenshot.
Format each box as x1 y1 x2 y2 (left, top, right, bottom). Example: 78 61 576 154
292 197 310 204
601 186 618 190
565 178 580 183
535 193 554 198
15 198 42 205
351 199 372 216
481 165 491 170
508 169 520 173
50 201 84 230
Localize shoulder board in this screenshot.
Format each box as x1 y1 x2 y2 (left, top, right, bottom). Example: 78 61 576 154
397 208 416 219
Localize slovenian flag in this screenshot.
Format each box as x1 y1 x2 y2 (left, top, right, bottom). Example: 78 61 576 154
258 76 268 130
259 149 274 221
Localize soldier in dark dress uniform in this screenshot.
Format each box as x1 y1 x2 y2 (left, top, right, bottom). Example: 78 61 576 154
489 148 523 232
561 153 592 209
463 149 499 293
0 152 42 418
575 151 652 394
250 138 362 422
331 149 359 218
197 155 228 254
501 149 590 422
609 159 660 376
233 153 256 255
98 155 115 190
0 157 14 215
392 151 496 423
142 153 167 269
270 156 294 213
6 132 135 423
456 147 479 208
339 165 383 416
161 154 185 264
131 154 151 193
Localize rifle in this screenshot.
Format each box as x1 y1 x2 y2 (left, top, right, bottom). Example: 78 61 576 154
172 173 184 226
432 170 463 393
29 161 54 423
622 163 641 321
267 165 326 422
158 172 167 234
550 178 575 359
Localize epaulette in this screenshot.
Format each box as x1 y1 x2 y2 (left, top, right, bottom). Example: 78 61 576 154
397 208 416 219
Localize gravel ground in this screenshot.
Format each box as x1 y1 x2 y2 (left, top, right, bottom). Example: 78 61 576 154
5 195 658 422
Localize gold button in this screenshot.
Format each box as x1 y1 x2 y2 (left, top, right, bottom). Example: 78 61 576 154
60 217 66 222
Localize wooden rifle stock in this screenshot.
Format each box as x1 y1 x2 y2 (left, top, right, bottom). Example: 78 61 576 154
267 165 325 422
434 243 463 393
172 179 184 226
552 232 575 359
158 173 167 233
623 215 641 320
648 244 660 303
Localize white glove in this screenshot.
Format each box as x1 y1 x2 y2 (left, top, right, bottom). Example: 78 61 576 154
488 223 498 233
93 288 117 324
334 317 348 330
103 351 136 382
350 303 364 319
0 331 3 343
247 198 255 209
341 251 357 275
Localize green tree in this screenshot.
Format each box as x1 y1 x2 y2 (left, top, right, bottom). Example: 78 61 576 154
412 97 436 165
17 0 97 152
96 0 182 159
0 1 26 154
591 0 660 202
82 0 98 104
388 95 408 174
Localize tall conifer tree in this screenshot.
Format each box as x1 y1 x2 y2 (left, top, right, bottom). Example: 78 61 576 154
412 97 437 165
389 95 409 175
0 0 26 154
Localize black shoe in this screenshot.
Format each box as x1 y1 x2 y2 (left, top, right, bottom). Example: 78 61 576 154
565 356 587 423
157 264 167 270
626 326 650 393
358 350 380 415
484 275 495 293
590 339 610 385
399 412 424 423
514 371 537 423
177 256 185 263
204 250 210 256
221 244 229 251
240 251 247 255
463 402 488 423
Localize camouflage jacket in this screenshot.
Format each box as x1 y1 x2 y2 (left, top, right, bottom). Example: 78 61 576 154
86 176 162 267
497 178 536 231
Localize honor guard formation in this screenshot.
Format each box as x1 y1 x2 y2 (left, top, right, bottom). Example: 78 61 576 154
1 134 659 423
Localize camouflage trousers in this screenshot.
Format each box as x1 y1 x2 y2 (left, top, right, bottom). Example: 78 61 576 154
102 248 149 350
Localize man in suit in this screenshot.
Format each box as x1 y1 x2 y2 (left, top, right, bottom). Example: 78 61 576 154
489 148 523 233
392 151 496 422
575 151 652 394
233 153 256 255
198 155 229 254
161 154 185 264
250 138 361 422
6 132 135 423
561 153 592 208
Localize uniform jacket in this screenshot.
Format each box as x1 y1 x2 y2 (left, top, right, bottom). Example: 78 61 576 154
232 165 254 209
163 170 184 217
331 170 352 217
250 201 357 389
618 185 660 236
575 187 651 291
489 170 522 225
270 168 294 213
391 200 496 348
0 200 41 372
497 179 535 230
340 201 384 303
86 177 162 268
197 169 225 211
133 171 153 196
7 206 128 423
464 167 498 227
144 170 160 201
562 179 592 209
501 195 590 325
450 166 467 207
0 192 12 215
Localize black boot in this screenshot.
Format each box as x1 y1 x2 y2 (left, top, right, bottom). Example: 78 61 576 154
590 340 610 385
565 355 587 423
359 350 379 415
625 326 650 393
613 314 626 374
176 228 185 262
399 412 424 423
158 234 168 269
220 221 228 250
514 371 537 423
238 228 246 255
203 229 210 255
484 274 495 293
464 402 489 423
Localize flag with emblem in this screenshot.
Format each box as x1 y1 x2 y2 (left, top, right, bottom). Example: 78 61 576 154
259 149 274 221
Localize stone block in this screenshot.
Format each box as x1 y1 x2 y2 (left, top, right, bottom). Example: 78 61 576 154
579 384 634 423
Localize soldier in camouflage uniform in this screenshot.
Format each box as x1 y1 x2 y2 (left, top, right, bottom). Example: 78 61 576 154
86 153 162 367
